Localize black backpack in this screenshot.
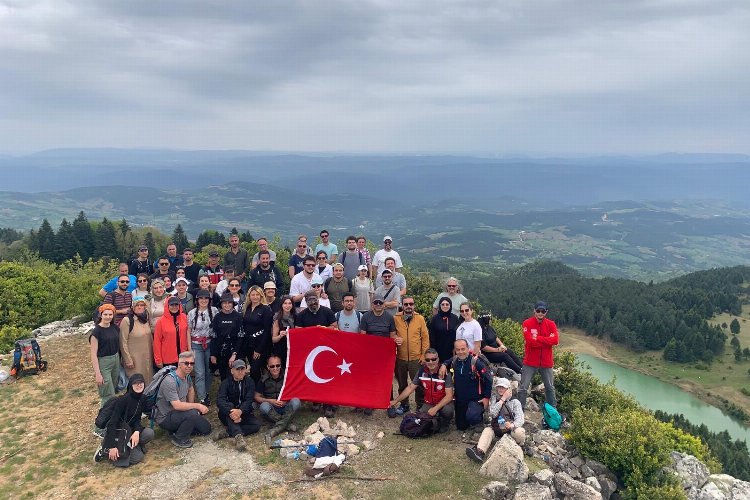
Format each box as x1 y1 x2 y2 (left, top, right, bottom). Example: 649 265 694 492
400 411 440 438
339 251 364 266
324 276 353 295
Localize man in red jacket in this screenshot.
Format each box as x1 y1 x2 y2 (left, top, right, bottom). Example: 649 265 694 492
518 301 559 409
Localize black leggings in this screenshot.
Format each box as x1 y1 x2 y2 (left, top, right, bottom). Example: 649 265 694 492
482 348 523 373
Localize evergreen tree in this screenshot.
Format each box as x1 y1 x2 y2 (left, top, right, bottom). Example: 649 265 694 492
230 227 239 235
730 318 740 335
55 218 78 263
118 218 131 236
171 224 189 252
730 336 740 348
143 232 156 256
36 219 57 262
94 218 118 259
72 211 95 261
239 230 254 243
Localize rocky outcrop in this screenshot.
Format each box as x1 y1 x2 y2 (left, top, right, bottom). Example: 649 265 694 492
480 435 529 484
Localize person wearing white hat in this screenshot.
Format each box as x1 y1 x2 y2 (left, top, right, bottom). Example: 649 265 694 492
371 236 403 279
300 275 331 309
466 377 525 463
353 264 374 313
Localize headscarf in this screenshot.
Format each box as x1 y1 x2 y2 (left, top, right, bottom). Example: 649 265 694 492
127 373 146 400
150 278 166 298
130 298 149 324
438 297 453 318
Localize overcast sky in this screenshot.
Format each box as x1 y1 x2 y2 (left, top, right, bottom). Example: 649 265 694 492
1 0 748 155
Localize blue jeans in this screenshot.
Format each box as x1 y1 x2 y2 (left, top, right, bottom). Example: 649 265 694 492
191 342 212 402
258 398 301 420
518 364 556 409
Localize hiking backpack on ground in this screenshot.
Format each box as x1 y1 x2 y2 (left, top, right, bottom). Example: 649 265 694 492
400 411 440 438
542 402 563 431
11 338 47 377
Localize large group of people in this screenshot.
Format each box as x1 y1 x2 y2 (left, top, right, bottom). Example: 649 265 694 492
91 231 559 468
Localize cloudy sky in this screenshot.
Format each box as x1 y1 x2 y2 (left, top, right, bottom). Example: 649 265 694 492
1 0 748 154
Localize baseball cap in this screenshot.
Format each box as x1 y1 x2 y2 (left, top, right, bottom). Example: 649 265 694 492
220 293 234 303
332 262 344 269
311 275 324 286
138 245 148 251
380 268 392 275
174 277 189 285
208 250 219 257
231 359 246 369
534 301 548 310
357 264 368 272
383 235 393 242
493 377 511 389
263 281 277 289
168 296 180 306
372 291 386 304
195 289 211 299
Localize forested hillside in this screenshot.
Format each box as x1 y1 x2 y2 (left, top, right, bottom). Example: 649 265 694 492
465 261 747 363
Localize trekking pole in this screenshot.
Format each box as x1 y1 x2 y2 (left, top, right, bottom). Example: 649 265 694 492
268 440 367 450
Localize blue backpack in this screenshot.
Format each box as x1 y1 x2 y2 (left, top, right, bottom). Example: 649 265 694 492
542 402 563 431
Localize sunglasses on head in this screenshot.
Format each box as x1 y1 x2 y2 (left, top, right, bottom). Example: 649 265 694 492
535 309 547 313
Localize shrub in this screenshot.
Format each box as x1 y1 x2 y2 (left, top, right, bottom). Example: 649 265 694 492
0 325 32 353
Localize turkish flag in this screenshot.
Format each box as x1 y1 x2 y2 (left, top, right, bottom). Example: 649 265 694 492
278 326 397 408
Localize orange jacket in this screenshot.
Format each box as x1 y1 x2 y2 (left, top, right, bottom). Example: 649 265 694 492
153 300 189 366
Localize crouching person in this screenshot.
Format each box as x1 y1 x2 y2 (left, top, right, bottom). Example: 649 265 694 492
390 348 454 432
154 351 212 448
466 377 525 463
94 373 155 467
254 355 301 440
216 359 261 451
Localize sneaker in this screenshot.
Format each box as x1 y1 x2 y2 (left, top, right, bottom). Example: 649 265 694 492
234 434 247 452
171 435 193 449
386 406 397 418
200 396 211 407
363 408 373 416
92 428 105 439
395 406 406 416
93 445 105 463
288 423 298 432
214 430 230 441
324 407 335 418
466 446 485 464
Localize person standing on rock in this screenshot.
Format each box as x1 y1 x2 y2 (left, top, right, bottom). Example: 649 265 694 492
216 359 260 451
518 301 559 409
466 377 525 463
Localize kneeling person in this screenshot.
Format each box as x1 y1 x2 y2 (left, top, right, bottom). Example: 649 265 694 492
217 359 261 451
254 355 301 439
466 377 525 463
390 348 454 432
154 351 212 449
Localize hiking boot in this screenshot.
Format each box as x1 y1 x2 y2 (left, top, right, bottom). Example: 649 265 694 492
466 446 485 464
200 396 211 407
93 445 105 463
234 434 247 452
387 406 398 418
363 408 373 416
324 406 335 418
395 405 406 416
267 425 284 439
288 423 298 432
311 403 321 412
171 435 193 449
214 429 230 441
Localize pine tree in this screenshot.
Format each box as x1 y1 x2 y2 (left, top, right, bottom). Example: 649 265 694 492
37 219 57 262
239 231 254 243
118 218 131 236
171 224 189 252
72 211 95 261
143 232 156 256
94 218 118 259
730 318 740 335
55 218 78 263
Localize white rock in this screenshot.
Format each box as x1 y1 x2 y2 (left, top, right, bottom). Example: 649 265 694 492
479 435 529 484
553 472 601 500
532 469 554 486
584 476 601 492
667 452 710 491
514 482 553 500
317 417 331 433
479 481 512 500
376 431 385 439
305 431 325 445
304 422 320 436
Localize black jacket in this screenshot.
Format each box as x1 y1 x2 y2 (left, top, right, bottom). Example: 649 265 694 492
241 304 273 357
210 310 243 359
217 374 255 417
248 264 285 293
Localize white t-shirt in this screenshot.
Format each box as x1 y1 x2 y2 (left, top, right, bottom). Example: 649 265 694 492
456 319 482 349
290 272 319 298
372 249 403 276
300 296 331 310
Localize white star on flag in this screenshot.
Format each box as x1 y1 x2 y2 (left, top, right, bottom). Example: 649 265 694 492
337 359 353 375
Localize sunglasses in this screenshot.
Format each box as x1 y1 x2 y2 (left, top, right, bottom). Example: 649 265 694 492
268 364 281 369
460 309 471 313
159 262 170 266
535 309 547 314
447 285 457 288
229 284 240 287
311 284 322 288
317 256 326 260
424 357 438 362
181 361 195 366
403 302 415 306
373 301 384 305
298 244 307 248
118 280 130 284
137 279 148 283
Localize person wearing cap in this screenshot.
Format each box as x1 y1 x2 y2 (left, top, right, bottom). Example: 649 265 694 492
446 339 493 431
297 289 337 328
262 281 281 314
181 248 202 285
359 293 399 416
187 289 219 406
431 277 468 317
129 246 153 276
466 377 526 463
100 262 138 298
249 249 284 293
171 276 194 313
322 263 353 313
251 237 277 270
518 301 559 409
154 351 212 449
353 264 374 313
254 355 301 440
289 255 318 309
374 257 407 297
214 267 236 298
120 297 154 384
153 296 189 369
103 271 133 327
340 236 366 281
314 250 334 281
374 269 402 316
199 250 224 293
314 229 339 263
224 234 249 291
210 293 244 381
390 348 454 431
371 236 403 279
300 275 331 310
216 359 260 451
94 373 155 467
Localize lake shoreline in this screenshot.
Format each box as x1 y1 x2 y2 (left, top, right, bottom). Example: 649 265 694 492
559 328 749 426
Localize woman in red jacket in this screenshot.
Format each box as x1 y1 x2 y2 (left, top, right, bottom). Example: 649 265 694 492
153 296 189 369
517 300 559 410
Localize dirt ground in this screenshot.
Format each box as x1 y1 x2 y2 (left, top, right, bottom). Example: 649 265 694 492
0 332 491 499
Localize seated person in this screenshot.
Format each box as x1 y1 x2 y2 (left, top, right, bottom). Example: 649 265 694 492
478 313 522 374
254 355 301 439
94 373 155 467
153 351 211 449
216 359 261 451
390 348 454 432
466 377 526 463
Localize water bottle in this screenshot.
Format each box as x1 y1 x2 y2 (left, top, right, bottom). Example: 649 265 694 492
497 416 505 426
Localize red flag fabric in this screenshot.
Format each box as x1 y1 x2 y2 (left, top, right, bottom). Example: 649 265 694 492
278 326 396 408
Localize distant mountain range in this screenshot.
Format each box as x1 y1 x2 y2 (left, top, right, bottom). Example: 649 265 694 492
2 149 750 281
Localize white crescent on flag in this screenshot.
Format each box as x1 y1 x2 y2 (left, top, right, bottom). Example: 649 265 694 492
304 345 336 384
